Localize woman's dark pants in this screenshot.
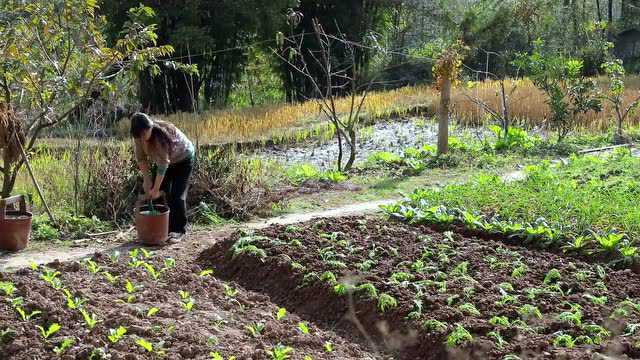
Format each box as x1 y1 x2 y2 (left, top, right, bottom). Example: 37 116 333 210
154 157 193 234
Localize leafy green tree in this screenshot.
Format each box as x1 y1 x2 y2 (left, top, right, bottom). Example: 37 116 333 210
601 59 640 143
514 40 602 142
0 1 176 197
101 0 293 112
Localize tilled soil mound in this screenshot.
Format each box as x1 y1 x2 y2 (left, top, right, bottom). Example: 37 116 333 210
0 247 378 359
201 216 640 360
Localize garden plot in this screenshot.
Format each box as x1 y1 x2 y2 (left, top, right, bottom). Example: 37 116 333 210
0 248 379 359
204 216 640 359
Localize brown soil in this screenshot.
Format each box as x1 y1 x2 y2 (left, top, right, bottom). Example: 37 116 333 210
0 243 379 359
202 216 640 360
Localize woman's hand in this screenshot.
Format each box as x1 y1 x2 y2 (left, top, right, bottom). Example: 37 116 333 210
147 187 161 200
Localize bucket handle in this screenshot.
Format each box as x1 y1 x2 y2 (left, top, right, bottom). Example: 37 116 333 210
136 192 167 213
0 195 27 222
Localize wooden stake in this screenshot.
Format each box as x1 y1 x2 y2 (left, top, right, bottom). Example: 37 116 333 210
14 131 56 226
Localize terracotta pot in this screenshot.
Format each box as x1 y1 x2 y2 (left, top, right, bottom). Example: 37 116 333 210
135 204 169 246
0 195 32 251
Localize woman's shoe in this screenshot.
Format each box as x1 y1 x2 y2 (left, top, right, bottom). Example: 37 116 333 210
168 232 185 244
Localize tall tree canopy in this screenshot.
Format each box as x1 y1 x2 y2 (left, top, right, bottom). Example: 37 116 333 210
101 0 294 113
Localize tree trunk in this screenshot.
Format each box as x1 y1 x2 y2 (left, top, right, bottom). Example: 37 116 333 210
438 78 452 155
608 0 613 23
500 80 510 139
596 0 602 22
344 128 357 171
334 122 343 172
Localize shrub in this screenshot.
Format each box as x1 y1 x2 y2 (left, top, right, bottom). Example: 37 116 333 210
191 148 272 219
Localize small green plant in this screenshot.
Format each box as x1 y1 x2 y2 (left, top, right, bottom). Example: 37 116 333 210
518 304 542 320
163 257 176 269
583 293 608 305
356 283 378 299
267 344 294 360
489 316 510 327
80 308 99 329
0 281 16 297
543 269 562 284
108 326 127 343
53 338 74 355
223 284 238 298
390 272 414 283
37 323 61 339
15 306 41 321
557 304 582 326
62 289 86 310
446 325 473 347
298 322 310 335
333 283 354 296
245 322 265 338
451 261 469 276
142 262 162 280
423 319 448 332
102 271 119 284
136 337 153 352
458 303 481 316
377 293 398 313
84 259 102 274
488 330 507 349
140 248 153 259
320 271 337 285
179 290 195 312
511 263 528 279
40 268 63 289
275 307 287 321
553 333 577 348
147 307 160 317
199 269 214 277
125 279 141 294
231 236 268 260
109 251 121 263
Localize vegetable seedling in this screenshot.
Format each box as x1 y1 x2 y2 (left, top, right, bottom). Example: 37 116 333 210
108 326 127 343
377 293 398 313
245 322 265 338
62 289 86 310
15 307 41 321
37 323 61 339
275 307 287 321
0 281 16 297
297 322 310 335
267 344 293 360
323 342 333 353
199 269 214 277
80 308 99 329
84 259 102 274
53 338 74 354
446 325 473 347
99 271 118 285
147 307 160 317
223 284 237 298
136 338 153 352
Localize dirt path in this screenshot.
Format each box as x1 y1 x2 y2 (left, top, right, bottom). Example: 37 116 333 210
0 165 535 272
0 199 398 272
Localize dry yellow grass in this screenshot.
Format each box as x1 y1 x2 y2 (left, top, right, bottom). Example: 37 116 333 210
114 75 640 145
448 76 640 131
152 86 435 145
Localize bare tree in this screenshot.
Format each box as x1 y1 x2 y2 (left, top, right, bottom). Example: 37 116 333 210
276 18 377 171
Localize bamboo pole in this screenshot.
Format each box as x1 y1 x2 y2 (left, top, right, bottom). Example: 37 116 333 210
13 131 56 226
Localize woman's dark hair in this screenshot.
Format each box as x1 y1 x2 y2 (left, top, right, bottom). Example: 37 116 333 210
130 112 174 154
